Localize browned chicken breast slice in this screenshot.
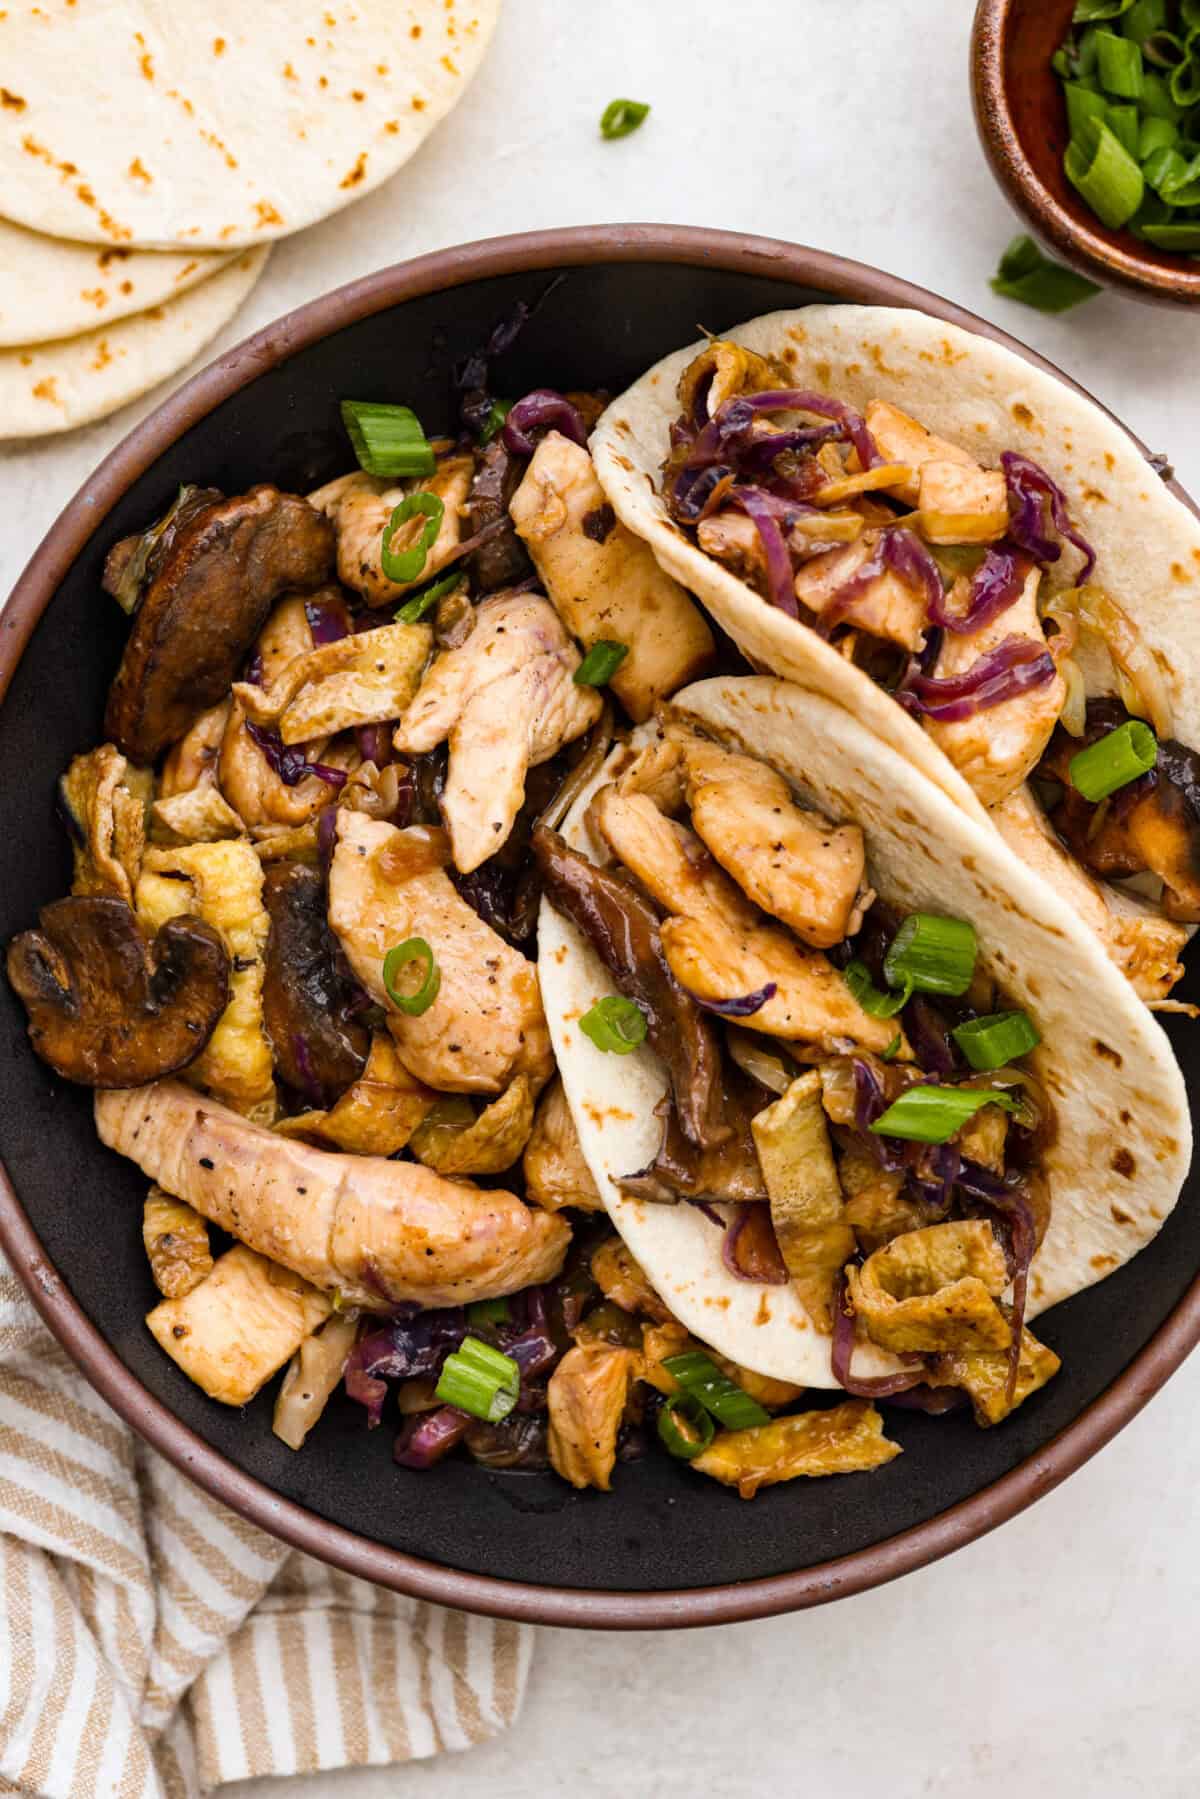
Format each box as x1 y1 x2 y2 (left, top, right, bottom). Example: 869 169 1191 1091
696 511 767 585
591 787 898 1055
917 460 1008 545
792 536 927 652
309 457 473 606
863 400 978 507
393 590 601 873
96 1082 570 1310
523 1077 605 1213
546 1342 638 1490
329 810 553 1094
510 431 714 721
676 736 869 948
923 565 1065 807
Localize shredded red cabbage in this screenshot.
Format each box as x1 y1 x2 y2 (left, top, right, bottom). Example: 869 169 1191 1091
722 1203 788 1283
907 1140 962 1215
903 997 957 1079
246 722 347 789
1001 452 1096 583
824 527 944 635
740 389 884 470
394 1406 471 1469
897 635 1057 723
728 486 798 617
934 543 1031 636
503 389 588 456
290 1034 325 1109
852 1059 907 1172
883 1385 968 1414
681 974 779 1017
343 1351 388 1427
672 462 736 522
304 591 352 644
831 1272 923 1397
355 723 393 767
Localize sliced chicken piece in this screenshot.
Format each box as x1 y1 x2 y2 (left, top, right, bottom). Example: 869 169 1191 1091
864 401 977 507
510 432 714 721
592 787 899 1056
393 591 601 873
523 1076 605 1213
697 510 766 586
97 1082 570 1310
329 810 553 1094
918 460 1008 545
217 699 356 833
309 456 474 607
155 700 245 844
677 736 868 948
792 536 927 652
546 1341 638 1490
923 564 1065 807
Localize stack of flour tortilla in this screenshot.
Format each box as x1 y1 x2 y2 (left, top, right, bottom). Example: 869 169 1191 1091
0 0 501 437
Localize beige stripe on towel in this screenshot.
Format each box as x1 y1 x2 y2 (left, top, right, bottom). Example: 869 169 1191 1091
0 1255 532 1796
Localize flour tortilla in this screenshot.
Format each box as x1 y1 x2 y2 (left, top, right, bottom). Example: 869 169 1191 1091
0 218 231 348
537 677 1191 1387
0 247 267 438
592 305 1200 830
0 1 500 251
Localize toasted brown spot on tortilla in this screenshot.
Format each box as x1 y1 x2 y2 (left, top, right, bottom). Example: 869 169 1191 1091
140 51 154 80
1093 1039 1122 1066
412 22 423 35
92 339 112 371
384 119 400 133
174 261 198 282
1111 1148 1136 1179
1081 486 1106 503
144 306 164 320
283 60 297 78
377 62 389 74
31 378 59 403
339 152 368 188
352 88 365 100
755 1292 772 1326
318 74 329 88
1104 452 1115 471
1171 561 1191 583
1012 402 1034 427
120 279 133 294
1119 1108 1132 1125
81 287 107 308
1090 1254 1117 1272
1111 1205 1134 1226
255 200 283 226
128 156 152 184
1 87 26 110
442 54 459 74
19 354 32 367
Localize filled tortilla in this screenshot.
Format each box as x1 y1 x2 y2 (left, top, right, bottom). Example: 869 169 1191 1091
536 676 1191 1400
591 305 1200 1008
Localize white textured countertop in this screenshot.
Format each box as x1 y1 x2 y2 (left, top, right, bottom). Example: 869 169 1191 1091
3 3 1198 1795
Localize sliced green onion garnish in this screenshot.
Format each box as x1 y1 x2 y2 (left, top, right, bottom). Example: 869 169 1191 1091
382 937 441 1016
843 958 913 1019
1139 68 1185 119
1141 218 1200 245
1139 113 1181 156
662 1351 770 1431
600 97 650 140
1124 0 1169 44
465 1296 512 1327
340 400 436 479
1066 118 1146 224
869 1085 1020 1146
1065 79 1109 138
657 1393 715 1460
435 1336 519 1422
395 569 465 624
1072 0 1133 20
573 640 629 687
1141 142 1187 191
1169 51 1200 104
1107 100 1142 154
883 914 977 999
1095 28 1145 96
882 1031 903 1063
951 1011 1042 1071
1143 29 1187 67
579 994 647 1055
1158 148 1200 203
990 234 1101 312
380 492 445 585
1068 718 1158 801
480 399 512 445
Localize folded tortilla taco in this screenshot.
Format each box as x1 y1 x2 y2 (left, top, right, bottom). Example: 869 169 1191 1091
591 306 1200 1007
534 677 1191 1414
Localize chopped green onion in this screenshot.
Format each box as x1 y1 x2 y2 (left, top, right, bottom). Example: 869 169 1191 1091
882 1031 903 1063
869 1085 1020 1146
1077 23 1104 73
1073 0 1134 21
1068 718 1158 801
340 400 436 479
1143 29 1187 66
1139 68 1186 119
1123 0 1169 43
382 937 441 1016
1142 142 1188 190
990 234 1101 312
883 914 977 999
1066 118 1146 225
1096 28 1145 96
951 1011 1042 1071
657 1393 715 1459
662 1351 771 1431
1159 146 1200 201
1139 112 1181 154
465 1297 512 1327
480 398 512 445
1141 217 1200 244
395 569 465 624
573 639 629 688
380 492 445 585
843 959 913 1019
1065 79 1110 137
579 994 647 1054
1169 52 1200 105
600 97 650 140
1107 100 1143 154
435 1336 519 1422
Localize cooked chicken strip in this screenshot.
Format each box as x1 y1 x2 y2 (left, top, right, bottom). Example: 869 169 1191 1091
329 810 554 1094
309 456 473 607
792 535 927 652
923 564 1065 807
592 787 899 1055
864 401 978 508
393 591 601 873
217 698 356 833
547 1342 637 1490
510 432 714 721
696 511 766 586
97 1082 570 1310
677 736 868 948
523 1077 605 1213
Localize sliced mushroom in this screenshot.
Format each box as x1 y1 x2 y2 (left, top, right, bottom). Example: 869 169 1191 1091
261 862 369 1107
7 896 229 1087
104 486 335 763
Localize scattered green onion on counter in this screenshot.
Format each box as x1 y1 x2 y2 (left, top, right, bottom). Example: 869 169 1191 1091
600 98 650 140
989 235 1101 312
341 401 437 478
1068 718 1159 800
382 937 441 1016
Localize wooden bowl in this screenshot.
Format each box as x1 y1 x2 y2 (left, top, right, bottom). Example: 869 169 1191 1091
3 226 1200 1627
972 0 1200 306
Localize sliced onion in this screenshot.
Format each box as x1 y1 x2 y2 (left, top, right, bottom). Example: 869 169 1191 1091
722 1203 788 1283
726 1027 797 1095
831 1272 923 1397
1048 585 1174 741
1001 452 1096 582
393 1405 471 1469
681 976 779 1017
728 487 799 616
304 591 352 644
897 636 1057 723
535 702 614 832
933 543 1031 636
503 389 588 456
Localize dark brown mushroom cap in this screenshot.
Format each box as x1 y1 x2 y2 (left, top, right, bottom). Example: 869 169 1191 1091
464 440 531 593
6 896 230 1088
261 862 369 1107
104 485 336 764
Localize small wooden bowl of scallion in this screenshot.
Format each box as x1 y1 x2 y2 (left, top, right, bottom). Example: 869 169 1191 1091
973 0 1200 305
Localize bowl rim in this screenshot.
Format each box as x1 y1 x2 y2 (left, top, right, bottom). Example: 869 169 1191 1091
3 221 1199 1629
971 0 1200 306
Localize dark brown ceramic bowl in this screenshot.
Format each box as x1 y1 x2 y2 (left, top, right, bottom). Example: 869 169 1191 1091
972 0 1200 305
2 225 1199 1630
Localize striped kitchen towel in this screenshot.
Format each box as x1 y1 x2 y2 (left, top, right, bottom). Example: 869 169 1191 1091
0 1262 532 1797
